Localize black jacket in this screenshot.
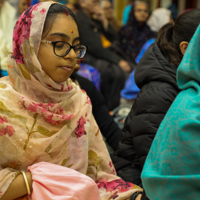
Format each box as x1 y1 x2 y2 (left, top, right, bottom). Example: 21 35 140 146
76 10 121 66
112 43 180 195
71 73 121 151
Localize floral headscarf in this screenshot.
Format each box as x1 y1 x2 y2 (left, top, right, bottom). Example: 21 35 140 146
0 2 141 199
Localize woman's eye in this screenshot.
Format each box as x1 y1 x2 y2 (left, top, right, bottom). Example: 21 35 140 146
55 42 65 48
55 44 64 48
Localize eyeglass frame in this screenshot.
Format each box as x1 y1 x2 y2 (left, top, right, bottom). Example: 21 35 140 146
40 40 87 59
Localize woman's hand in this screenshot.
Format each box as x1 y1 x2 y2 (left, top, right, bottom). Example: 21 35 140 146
94 5 106 22
94 5 109 31
118 60 131 72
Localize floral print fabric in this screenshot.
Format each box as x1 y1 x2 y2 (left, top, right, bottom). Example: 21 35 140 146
0 2 141 199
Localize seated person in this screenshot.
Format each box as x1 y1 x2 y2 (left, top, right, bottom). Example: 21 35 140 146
101 0 121 33
120 7 173 104
76 0 133 111
119 1 155 63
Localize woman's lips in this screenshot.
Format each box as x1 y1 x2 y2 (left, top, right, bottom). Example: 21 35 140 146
60 66 73 71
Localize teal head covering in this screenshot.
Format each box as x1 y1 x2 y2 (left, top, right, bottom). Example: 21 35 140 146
141 24 200 199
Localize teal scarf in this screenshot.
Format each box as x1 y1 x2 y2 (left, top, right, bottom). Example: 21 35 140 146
141 24 200 199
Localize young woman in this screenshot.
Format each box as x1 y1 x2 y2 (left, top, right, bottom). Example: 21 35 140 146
0 2 142 200
112 9 200 200
119 1 155 63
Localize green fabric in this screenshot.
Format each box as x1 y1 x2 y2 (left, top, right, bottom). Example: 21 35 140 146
141 24 200 199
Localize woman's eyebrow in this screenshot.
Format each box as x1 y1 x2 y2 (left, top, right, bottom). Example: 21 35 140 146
73 37 80 43
49 32 70 40
49 33 80 43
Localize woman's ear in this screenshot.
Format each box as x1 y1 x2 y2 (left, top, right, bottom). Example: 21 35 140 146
179 41 189 55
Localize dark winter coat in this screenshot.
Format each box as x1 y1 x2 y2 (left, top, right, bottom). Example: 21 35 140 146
111 43 180 199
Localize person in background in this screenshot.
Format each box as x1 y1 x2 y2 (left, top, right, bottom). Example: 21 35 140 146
0 0 16 76
101 0 121 33
120 8 173 105
119 1 155 63
112 9 200 200
134 7 173 64
76 0 133 111
142 13 200 200
147 8 173 34
122 0 135 25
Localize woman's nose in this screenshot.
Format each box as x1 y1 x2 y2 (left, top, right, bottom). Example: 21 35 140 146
64 48 76 60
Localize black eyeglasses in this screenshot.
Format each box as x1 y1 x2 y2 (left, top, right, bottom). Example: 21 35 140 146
41 40 87 59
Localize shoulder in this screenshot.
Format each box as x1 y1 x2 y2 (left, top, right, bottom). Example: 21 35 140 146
139 81 179 102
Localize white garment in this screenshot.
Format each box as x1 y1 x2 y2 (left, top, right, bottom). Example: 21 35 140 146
147 8 171 33
0 1 17 71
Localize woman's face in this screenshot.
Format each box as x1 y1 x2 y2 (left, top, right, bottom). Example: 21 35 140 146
37 14 79 83
102 1 114 20
134 3 149 23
